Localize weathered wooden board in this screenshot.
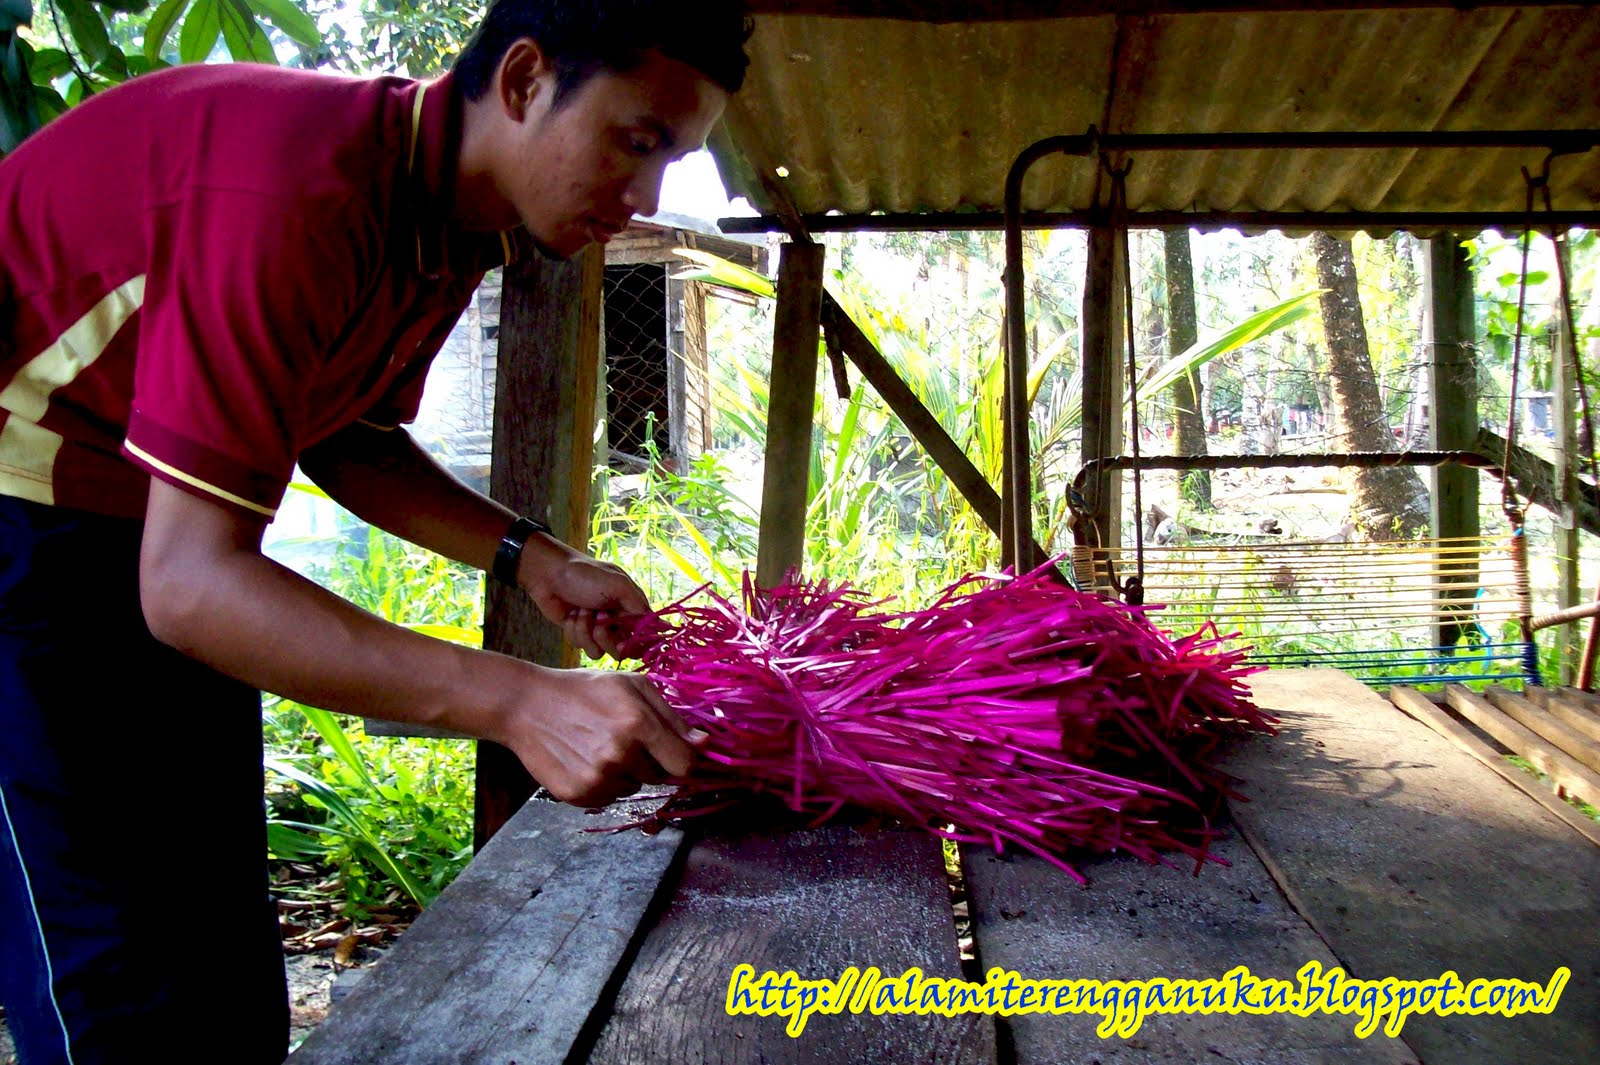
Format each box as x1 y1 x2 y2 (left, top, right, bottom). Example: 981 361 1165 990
585 821 995 1064
1522 685 1600 745
964 827 1415 1063
1236 668 1600 1065
1390 686 1600 848
289 796 684 1064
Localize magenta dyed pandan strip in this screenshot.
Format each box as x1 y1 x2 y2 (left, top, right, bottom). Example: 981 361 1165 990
621 559 1275 881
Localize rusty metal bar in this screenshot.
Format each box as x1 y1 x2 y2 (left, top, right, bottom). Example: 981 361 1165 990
1069 451 1508 499
1002 134 1097 569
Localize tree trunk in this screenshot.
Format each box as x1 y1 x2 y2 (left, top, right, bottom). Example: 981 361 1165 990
1163 228 1210 507
1311 232 1428 539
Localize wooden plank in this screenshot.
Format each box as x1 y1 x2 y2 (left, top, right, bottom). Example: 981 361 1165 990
1424 234 1479 648
963 830 1416 1063
757 242 826 588
1485 685 1600 775
1391 686 1600 848
1537 685 1600 728
474 244 606 846
1233 669 1600 1065
1445 683 1600 808
1552 277 1581 682
585 822 995 1063
1557 686 1600 715
1077 226 1124 558
289 797 685 1063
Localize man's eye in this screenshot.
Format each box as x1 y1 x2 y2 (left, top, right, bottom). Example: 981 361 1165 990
626 134 658 156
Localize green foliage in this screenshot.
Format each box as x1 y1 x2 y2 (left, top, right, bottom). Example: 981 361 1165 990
263 521 482 914
306 0 477 79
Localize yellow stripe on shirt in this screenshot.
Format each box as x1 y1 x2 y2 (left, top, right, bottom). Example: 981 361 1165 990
0 275 146 423
124 441 277 519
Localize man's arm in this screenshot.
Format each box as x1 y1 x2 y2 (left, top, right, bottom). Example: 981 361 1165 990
139 478 700 806
299 422 639 657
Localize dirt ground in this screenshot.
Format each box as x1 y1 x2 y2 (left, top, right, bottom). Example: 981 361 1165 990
0 945 385 1063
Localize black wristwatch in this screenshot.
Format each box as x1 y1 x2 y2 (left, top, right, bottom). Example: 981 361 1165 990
492 515 555 586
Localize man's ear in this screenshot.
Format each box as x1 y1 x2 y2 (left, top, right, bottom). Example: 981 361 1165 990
495 38 553 122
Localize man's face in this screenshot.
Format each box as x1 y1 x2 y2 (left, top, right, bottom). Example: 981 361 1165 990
502 48 729 259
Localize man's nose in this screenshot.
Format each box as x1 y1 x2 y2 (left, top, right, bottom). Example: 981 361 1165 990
622 166 664 219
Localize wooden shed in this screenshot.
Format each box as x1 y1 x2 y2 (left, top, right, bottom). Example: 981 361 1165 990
301 6 1600 1063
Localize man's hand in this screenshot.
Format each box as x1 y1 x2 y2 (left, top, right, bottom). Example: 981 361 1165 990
489 663 705 807
517 536 653 659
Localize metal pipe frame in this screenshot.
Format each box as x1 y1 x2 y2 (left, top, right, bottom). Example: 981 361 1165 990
1002 134 1097 567
1069 450 1509 499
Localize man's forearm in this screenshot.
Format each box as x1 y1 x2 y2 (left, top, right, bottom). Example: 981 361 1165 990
299 423 523 573
143 527 525 737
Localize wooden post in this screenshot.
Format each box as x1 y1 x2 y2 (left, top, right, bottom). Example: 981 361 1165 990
1425 234 1479 649
1552 240 1581 684
477 245 605 849
1078 226 1125 560
757 242 825 589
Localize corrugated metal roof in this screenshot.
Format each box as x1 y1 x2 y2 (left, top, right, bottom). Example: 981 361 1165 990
711 6 1600 224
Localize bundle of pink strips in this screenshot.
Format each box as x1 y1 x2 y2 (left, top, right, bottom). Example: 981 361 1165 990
622 562 1274 881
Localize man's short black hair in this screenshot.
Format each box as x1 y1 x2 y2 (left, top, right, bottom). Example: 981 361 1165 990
454 1 753 104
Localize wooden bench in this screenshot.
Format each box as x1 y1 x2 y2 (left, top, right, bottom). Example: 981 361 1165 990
289 670 1599 1063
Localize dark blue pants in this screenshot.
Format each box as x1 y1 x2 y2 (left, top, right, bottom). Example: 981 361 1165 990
0 496 288 1063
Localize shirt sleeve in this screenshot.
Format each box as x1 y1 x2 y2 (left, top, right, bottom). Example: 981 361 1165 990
125 190 369 519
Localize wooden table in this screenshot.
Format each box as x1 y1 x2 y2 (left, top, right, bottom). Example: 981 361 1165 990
289 670 1599 1064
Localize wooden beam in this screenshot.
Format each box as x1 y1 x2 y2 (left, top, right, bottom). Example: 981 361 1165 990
821 292 1052 567
757 243 826 588
1425 235 1479 648
1390 687 1600 849
1478 427 1600 536
477 245 605 849
1076 226 1124 556
1553 287 1581 682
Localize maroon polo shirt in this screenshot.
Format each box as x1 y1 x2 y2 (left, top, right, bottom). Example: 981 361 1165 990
0 63 522 520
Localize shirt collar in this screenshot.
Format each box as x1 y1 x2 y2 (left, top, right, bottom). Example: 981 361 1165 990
405 72 524 281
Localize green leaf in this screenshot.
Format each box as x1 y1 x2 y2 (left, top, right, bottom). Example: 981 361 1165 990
1138 289 1324 403
178 0 221 64
402 622 482 645
55 0 110 65
31 80 64 119
93 46 128 81
670 248 776 299
27 45 69 82
218 0 273 63
244 0 319 49
266 822 328 859
144 0 188 62
97 0 153 13
299 705 376 792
